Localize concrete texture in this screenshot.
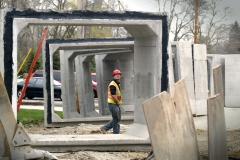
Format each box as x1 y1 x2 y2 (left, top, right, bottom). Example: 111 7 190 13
193 44 208 115
171 42 196 114
225 54 240 108
142 79 199 160
30 134 151 152
193 107 240 130
75 54 99 117
207 94 228 160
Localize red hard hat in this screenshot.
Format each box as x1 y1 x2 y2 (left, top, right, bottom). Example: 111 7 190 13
112 69 121 76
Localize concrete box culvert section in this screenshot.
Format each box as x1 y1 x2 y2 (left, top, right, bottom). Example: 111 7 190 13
4 10 169 119
61 49 133 119
3 10 169 152
45 38 134 127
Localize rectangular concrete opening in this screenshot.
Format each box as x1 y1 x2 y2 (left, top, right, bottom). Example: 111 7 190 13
2 10 169 152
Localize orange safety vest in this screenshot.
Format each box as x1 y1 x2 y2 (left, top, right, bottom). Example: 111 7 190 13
107 81 122 104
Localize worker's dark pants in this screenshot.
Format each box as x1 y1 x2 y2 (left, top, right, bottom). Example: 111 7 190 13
104 103 121 134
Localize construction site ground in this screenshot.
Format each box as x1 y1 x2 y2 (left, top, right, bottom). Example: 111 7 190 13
23 107 240 160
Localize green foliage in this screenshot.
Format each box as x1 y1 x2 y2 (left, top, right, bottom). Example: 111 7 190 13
86 26 113 38
64 0 78 10
18 109 63 126
90 57 96 72
229 21 240 41
19 49 42 75
53 51 60 70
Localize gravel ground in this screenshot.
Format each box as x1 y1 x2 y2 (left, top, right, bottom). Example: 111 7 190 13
24 122 240 160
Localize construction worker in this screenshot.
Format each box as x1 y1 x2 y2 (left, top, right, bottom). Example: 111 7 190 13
100 69 122 134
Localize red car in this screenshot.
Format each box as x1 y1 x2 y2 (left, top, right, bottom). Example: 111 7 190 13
91 73 97 98
32 70 98 98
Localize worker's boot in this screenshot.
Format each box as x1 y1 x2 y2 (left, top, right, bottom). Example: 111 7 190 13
100 126 107 134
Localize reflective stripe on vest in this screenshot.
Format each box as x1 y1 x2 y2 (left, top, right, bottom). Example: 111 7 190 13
107 81 122 104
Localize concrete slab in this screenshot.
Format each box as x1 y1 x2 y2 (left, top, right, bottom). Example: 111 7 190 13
207 94 228 160
194 59 208 115
142 79 199 160
30 134 151 152
225 54 240 108
193 44 208 116
193 107 240 130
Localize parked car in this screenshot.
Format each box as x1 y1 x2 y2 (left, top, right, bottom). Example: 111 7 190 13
17 77 62 100
91 72 98 98
32 70 98 98
91 72 97 82
92 80 97 98
74 72 97 98
32 70 61 83
17 75 24 82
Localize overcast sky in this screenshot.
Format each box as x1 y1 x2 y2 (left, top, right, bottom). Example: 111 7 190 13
122 0 240 24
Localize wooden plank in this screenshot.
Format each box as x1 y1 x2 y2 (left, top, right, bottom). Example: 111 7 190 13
142 79 199 160
207 94 228 160
213 65 224 101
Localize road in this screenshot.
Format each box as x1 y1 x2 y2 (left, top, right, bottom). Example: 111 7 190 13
20 97 99 111
22 97 62 106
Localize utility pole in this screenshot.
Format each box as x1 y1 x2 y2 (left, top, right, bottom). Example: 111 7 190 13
194 0 198 44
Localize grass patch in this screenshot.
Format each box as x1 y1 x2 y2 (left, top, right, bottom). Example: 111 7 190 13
17 109 63 126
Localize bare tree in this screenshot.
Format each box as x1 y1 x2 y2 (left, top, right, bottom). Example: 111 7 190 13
196 1 232 54
156 0 232 40
156 0 233 54
3 0 31 9
101 0 129 38
36 0 78 39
